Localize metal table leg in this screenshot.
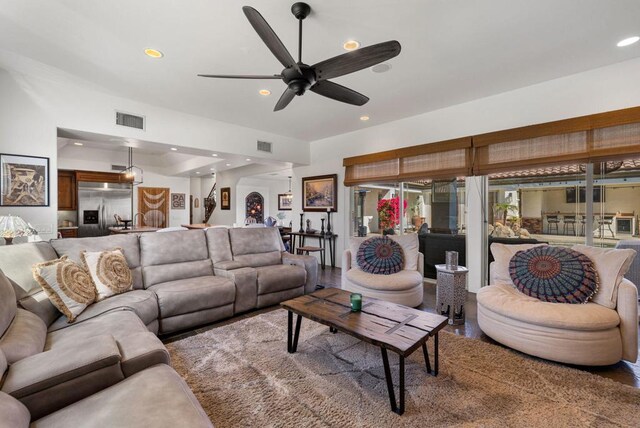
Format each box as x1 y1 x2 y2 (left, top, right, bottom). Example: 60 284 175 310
381 347 405 415
422 334 439 376
287 311 302 353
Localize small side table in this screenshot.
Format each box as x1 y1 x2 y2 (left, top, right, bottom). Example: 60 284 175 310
435 264 468 325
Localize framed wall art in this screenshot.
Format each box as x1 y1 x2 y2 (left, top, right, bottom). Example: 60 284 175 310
278 193 292 211
220 187 231 210
171 193 186 209
0 154 49 206
302 174 337 212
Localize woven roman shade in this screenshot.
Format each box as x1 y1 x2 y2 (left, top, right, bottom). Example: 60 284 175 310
591 122 640 161
343 138 472 185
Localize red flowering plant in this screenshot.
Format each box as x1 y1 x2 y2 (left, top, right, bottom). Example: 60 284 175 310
377 197 407 230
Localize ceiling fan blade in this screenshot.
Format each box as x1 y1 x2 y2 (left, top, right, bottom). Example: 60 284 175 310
274 88 296 112
310 81 369 106
242 6 302 75
312 40 401 81
197 74 282 79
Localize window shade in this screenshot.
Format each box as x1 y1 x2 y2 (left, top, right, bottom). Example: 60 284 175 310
344 159 399 185
591 122 640 161
399 148 469 180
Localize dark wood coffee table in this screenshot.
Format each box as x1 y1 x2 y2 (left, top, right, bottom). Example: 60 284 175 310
281 288 448 415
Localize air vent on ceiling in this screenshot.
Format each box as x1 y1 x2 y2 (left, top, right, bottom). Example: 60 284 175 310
115 111 145 130
257 140 272 153
112 164 127 172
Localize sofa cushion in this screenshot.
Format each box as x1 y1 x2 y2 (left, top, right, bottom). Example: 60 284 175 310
477 283 620 331
572 244 637 309
350 234 419 271
0 309 46 364
0 348 7 377
0 392 30 428
346 268 424 292
229 227 284 267
0 242 61 325
47 289 159 333
509 246 598 304
45 310 149 352
356 236 404 275
116 332 170 377
149 276 235 319
205 227 233 264
81 249 133 300
32 257 96 322
142 260 213 288
490 242 548 286
255 264 306 295
140 230 208 266
0 270 17 337
51 235 144 290
30 365 214 428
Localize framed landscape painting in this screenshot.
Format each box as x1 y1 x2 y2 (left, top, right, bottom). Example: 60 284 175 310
302 174 337 212
278 193 292 211
0 154 49 206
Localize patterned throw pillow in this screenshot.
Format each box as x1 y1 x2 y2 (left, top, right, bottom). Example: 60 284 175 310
356 236 405 275
509 246 598 304
81 248 133 301
32 256 96 322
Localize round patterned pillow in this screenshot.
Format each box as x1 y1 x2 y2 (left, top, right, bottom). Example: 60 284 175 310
509 246 598 304
356 236 404 275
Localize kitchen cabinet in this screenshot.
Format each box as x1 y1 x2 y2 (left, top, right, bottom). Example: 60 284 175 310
58 170 77 210
58 228 78 238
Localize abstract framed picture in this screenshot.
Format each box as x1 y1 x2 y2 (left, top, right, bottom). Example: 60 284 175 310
171 193 186 209
302 174 337 212
220 187 231 210
278 193 293 211
0 154 49 207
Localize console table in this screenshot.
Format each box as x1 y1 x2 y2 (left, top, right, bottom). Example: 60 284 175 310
285 231 337 269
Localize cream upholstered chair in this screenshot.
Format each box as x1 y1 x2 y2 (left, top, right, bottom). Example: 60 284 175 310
342 234 424 307
478 243 638 366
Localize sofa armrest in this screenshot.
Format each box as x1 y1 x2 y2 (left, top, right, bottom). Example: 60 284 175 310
116 332 170 377
418 252 424 277
213 260 247 271
214 267 257 313
1 334 124 419
617 278 638 363
282 252 317 294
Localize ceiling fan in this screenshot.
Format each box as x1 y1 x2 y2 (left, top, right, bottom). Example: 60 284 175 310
198 2 401 111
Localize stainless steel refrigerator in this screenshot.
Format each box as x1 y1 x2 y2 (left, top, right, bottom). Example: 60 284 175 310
78 181 133 237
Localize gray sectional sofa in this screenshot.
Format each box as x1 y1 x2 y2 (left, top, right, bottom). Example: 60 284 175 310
0 227 317 427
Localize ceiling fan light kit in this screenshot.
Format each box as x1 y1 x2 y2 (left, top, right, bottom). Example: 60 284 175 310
198 2 401 111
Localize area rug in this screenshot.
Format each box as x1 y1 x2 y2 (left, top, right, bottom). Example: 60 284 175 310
166 310 640 427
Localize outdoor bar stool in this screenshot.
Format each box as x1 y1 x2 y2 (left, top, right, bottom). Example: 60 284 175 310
597 215 616 238
563 215 577 235
546 215 560 234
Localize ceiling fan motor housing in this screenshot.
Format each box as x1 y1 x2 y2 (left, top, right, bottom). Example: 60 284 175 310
291 2 311 19
283 64 316 95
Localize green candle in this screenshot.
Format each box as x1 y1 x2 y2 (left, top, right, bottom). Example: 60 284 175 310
350 293 362 312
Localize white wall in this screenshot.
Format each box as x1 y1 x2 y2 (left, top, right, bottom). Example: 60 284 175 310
293 57 640 287
0 64 310 239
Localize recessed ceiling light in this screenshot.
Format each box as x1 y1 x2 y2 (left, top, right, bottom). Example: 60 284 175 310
258 89 271 96
73 142 84 146
144 48 164 58
210 168 215 171
617 36 640 47
170 147 178 151
245 158 251 161
343 40 360 51
196 171 200 174
372 63 392 73
211 153 218 157
360 115 370 121
225 163 231 167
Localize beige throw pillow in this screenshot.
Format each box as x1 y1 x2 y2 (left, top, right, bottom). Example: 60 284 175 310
32 256 96 322
490 242 547 286
571 244 636 309
81 248 133 301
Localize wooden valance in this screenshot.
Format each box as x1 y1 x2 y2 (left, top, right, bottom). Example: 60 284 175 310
343 106 640 184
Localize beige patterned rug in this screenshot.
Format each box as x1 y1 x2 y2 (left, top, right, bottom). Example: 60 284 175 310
166 310 640 427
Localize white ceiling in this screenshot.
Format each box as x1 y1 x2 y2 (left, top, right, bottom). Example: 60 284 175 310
2 0 640 141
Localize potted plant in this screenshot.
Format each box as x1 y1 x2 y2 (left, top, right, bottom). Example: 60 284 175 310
377 196 407 235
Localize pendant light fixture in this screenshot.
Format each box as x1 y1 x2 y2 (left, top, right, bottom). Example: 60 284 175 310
286 176 292 195
122 147 143 185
